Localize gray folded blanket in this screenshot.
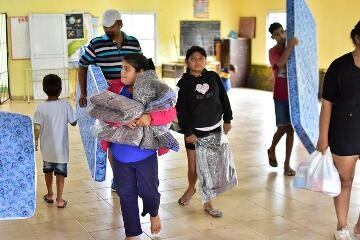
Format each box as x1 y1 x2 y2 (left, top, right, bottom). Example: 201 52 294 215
88 70 179 152
89 91 144 124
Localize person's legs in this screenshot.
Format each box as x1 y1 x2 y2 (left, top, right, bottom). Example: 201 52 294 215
268 126 286 166
269 127 287 150
179 128 221 205
136 154 161 235
179 142 197 205
54 163 67 208
44 173 53 200
112 158 142 237
43 161 54 202
332 154 358 230
56 175 65 207
284 125 295 176
269 100 294 172
186 149 197 191
269 99 291 163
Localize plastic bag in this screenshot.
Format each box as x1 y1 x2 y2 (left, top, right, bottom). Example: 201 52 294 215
293 150 319 189
294 150 341 197
307 149 341 197
195 132 238 202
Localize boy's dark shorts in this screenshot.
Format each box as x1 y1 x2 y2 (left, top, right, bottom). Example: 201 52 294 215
274 100 291 127
43 161 68 177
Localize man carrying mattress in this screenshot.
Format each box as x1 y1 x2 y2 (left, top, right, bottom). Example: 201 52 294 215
78 9 142 191
266 22 298 176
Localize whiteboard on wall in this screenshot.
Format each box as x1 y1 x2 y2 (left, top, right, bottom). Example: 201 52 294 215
10 16 31 59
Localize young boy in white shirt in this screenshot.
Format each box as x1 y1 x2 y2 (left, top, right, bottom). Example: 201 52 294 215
34 74 77 208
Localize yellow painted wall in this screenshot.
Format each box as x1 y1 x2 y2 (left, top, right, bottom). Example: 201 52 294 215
1 0 242 98
237 0 360 69
2 0 360 98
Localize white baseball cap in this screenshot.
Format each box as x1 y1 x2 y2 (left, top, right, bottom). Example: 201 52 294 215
101 9 121 27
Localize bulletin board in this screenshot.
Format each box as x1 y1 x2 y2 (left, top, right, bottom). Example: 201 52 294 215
67 13 96 64
65 13 84 39
10 16 31 59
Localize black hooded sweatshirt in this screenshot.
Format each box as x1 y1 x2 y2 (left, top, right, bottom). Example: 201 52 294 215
175 69 233 137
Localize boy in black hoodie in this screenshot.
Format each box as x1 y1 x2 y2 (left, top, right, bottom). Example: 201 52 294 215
176 46 233 217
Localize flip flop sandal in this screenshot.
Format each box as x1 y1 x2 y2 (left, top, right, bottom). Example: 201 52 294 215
57 200 67 208
284 168 296 176
267 149 278 167
178 189 196 205
43 194 54 204
204 208 223 218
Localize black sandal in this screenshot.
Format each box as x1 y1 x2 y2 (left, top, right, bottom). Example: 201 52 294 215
267 149 278 167
284 168 296 176
57 200 67 208
43 194 54 204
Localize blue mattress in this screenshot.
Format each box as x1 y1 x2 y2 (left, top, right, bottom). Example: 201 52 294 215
287 0 319 154
0 111 36 219
76 49 108 181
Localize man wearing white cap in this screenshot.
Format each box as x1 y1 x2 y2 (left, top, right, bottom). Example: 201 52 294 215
78 9 142 191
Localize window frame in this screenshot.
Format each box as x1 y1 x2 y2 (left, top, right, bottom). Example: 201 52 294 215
265 10 287 65
120 12 157 64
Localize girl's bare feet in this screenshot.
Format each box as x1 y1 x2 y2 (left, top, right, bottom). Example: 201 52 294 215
178 188 196 205
150 215 161 235
203 201 215 210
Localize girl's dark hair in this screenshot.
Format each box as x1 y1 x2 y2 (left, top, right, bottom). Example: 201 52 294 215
43 74 62 96
123 54 155 72
185 46 207 73
185 45 207 61
351 21 360 45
